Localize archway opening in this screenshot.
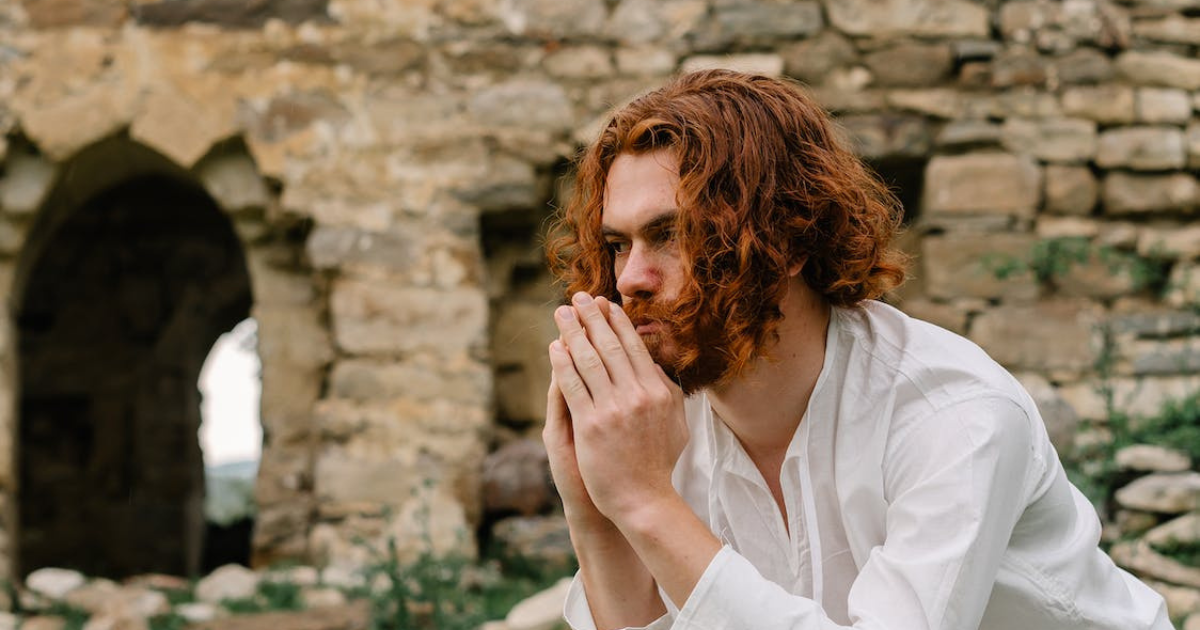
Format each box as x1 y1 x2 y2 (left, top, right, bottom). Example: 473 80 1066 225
198 317 261 573
16 174 252 579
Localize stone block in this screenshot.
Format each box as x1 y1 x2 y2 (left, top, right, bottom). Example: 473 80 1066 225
195 564 260 604
839 114 932 159
14 82 133 162
1001 118 1097 163
130 87 233 169
1103 173 1198 215
863 43 952 87
1138 225 1200 261
306 225 418 273
1166 262 1200 308
1054 48 1114 85
991 47 1048 88
1055 255 1139 300
780 32 858 86
692 1 823 50
885 90 962 119
921 233 1040 301
23 0 126 27
923 153 1041 217
680 54 784 77
1136 88 1192 124
135 0 326 27
26 568 85 600
1061 85 1135 124
969 299 1102 372
1043 166 1098 215
1146 580 1200 621
606 0 675 45
468 80 573 132
1116 51 1200 90
483 439 553 516
1013 372 1079 455
1116 445 1192 472
1115 472 1200 513
825 0 988 38
1133 14 1200 45
497 0 607 39
314 448 417 505
614 46 677 76
898 299 968 335
1097 126 1186 171
1058 376 1200 422
506 578 573 630
197 153 270 213
935 120 1002 149
1188 122 1200 170
1126 338 1200 375
1109 308 1200 339
331 280 487 356
0 151 56 217
543 46 614 80
330 356 490 405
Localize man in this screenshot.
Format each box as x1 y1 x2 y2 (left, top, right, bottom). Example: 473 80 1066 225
542 70 1170 630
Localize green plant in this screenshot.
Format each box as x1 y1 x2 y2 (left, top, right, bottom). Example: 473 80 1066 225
220 579 303 614
1151 539 1200 568
43 602 90 630
983 237 1171 295
148 612 190 630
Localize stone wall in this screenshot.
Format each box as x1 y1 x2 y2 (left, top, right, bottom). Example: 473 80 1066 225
0 0 1196 594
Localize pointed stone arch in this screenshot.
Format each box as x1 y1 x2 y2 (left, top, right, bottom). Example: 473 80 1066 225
1 133 326 578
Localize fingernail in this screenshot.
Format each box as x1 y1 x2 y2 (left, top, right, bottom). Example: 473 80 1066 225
574 292 593 305
556 305 575 322
550 340 564 353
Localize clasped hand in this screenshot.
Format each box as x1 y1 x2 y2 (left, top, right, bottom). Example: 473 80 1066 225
544 292 689 530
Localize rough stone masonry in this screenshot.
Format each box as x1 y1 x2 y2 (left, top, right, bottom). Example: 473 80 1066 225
0 0 1197 615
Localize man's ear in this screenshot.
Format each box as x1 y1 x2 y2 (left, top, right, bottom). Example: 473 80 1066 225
787 256 807 277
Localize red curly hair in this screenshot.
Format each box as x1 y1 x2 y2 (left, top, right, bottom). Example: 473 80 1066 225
546 69 909 385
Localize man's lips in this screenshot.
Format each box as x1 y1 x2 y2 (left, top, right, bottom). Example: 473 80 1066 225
634 320 662 335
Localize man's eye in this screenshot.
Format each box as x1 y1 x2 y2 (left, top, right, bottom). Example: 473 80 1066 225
607 241 630 255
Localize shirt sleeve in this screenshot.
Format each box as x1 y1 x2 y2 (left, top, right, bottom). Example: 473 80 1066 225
662 395 1042 630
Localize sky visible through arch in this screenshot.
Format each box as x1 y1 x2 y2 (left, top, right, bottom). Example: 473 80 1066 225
199 318 262 469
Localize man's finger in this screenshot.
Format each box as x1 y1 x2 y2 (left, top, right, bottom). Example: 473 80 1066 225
572 293 637 386
555 303 614 399
549 339 596 418
606 300 663 382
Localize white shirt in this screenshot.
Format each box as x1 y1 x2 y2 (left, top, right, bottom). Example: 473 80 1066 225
564 301 1171 630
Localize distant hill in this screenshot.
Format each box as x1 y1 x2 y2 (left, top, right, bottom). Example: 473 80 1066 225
205 459 258 526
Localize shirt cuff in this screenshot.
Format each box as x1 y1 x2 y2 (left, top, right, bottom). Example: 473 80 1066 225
673 546 824 630
562 571 675 630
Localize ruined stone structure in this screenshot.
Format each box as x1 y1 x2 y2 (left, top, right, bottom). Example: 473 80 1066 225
0 0 1197 600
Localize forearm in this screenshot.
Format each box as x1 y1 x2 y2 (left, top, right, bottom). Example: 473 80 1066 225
613 495 722 611
569 515 666 629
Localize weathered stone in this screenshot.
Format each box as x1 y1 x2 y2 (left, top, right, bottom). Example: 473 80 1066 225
991 47 1048 88
1109 309 1200 339
885 90 962 119
970 300 1102 372
780 31 858 86
331 280 487 356
306 225 418 273
863 43 952 86
838 114 932 159
13 82 134 162
1043 165 1098 215
1056 254 1139 300
614 46 677 76
301 587 347 608
605 0 707 46
692 1 823 50
1167 262 1200 308
175 603 220 623
1116 472 1200 513
1097 126 1186 171
1103 173 1198 215
923 153 1041 217
1001 118 1097 163
1189 122 1200 170
1061 85 1135 124
935 120 1002 149
26 567 86 600
23 0 126 28
492 515 574 572
1035 216 1099 240
824 0 988 38
898 299 968 335
1111 539 1200 588
497 0 607 39
1054 47 1114 84
543 46 613 80
1116 51 1200 89
999 2 1060 42
134 0 328 28
196 153 270 213
1116 444 1193 472
1126 338 1200 375
680 54 784 77
1060 375 1200 422
1116 510 1160 537
130 87 232 169
921 233 1040 301
22 618 65 630
1136 88 1192 124
184 602 371 630
506 577 573 630
0 150 56 216
468 80 573 132
1138 225 1200 260
330 356 490 405
483 439 553 516
1145 512 1200 548
1134 14 1200 45
195 564 260 604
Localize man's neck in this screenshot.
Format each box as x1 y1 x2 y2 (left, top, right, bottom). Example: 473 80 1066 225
706 277 832 463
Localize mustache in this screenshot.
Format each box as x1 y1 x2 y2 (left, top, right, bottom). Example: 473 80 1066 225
620 298 681 328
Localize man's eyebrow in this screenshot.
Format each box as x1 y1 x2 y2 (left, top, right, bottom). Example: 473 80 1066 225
601 209 679 238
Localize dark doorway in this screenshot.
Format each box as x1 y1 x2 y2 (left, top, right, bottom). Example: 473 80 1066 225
16 175 252 579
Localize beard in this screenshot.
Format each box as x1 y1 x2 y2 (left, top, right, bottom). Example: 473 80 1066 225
622 297 732 395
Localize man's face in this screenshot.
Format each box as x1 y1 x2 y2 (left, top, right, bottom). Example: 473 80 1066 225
602 150 687 368
601 150 730 392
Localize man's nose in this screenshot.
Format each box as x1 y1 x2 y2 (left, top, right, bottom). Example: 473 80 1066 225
615 246 661 298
